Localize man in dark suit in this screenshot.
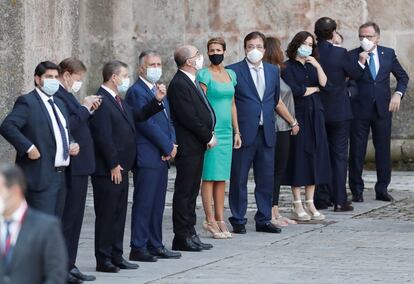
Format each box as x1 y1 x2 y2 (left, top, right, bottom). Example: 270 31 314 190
0 61 79 218
126 50 181 262
348 22 409 202
226 32 281 234
0 164 67 284
168 45 216 251
56 57 101 282
313 17 364 212
90 60 165 273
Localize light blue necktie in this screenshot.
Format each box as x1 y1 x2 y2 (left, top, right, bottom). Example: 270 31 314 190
368 52 377 80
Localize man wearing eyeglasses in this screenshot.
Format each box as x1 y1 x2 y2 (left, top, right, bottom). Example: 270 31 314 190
168 45 216 252
348 22 409 203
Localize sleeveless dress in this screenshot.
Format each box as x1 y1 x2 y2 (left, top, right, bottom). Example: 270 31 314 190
197 68 237 181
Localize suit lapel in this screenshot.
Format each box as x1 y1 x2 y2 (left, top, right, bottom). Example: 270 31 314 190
99 87 134 128
263 62 271 99
239 60 261 101
33 91 56 140
138 79 169 120
376 46 385 80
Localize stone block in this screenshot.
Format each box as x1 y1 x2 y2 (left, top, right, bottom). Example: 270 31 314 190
366 0 414 31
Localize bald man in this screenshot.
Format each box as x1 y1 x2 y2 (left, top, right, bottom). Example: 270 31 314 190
168 45 216 251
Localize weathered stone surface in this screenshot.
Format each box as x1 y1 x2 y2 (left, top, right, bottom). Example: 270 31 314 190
366 0 414 31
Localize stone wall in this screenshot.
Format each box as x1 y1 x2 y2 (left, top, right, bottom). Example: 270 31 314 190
1 0 413 166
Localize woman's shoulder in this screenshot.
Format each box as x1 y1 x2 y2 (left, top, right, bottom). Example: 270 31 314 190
225 68 237 85
196 68 211 83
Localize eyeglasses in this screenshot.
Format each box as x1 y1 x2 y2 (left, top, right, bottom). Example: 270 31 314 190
359 35 376 40
185 51 200 61
246 44 264 50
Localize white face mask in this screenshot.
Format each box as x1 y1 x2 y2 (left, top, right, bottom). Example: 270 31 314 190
194 55 204 71
71 81 83 93
246 49 263 64
360 37 375 51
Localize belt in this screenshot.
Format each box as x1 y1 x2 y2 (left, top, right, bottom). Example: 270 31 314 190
55 166 66 173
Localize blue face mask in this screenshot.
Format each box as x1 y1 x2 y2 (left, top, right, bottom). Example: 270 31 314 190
146 67 162 84
117 78 130 93
297 44 312 57
41 78 60 96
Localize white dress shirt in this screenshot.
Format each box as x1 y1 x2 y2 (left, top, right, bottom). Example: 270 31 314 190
246 59 265 125
101 84 118 99
1 201 28 253
34 88 70 167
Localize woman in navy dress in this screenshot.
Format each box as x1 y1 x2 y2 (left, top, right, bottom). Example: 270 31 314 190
281 31 330 221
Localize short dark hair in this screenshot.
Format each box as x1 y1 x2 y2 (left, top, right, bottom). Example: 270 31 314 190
102 60 128 82
59 57 87 75
314 17 337 41
34 61 60 86
244 31 267 49
359 21 380 35
0 164 27 194
286 31 318 60
263 37 285 68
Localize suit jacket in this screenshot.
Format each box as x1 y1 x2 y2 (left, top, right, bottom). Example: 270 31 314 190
316 40 364 122
348 45 409 120
227 59 280 147
0 90 71 192
55 85 95 176
0 207 67 284
168 70 215 157
90 87 164 175
125 78 176 169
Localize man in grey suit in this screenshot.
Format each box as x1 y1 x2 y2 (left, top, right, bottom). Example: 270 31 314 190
0 164 67 284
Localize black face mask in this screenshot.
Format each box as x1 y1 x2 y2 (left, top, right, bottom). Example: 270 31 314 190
209 54 224 65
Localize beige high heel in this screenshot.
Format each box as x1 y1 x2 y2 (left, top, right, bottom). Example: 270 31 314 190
291 200 311 221
202 221 227 239
304 200 326 221
217 221 232 238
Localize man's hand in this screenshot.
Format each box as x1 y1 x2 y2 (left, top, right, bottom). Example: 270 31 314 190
83 95 102 111
207 134 217 149
69 143 80 156
359 51 369 65
233 133 242 149
155 83 167 102
28 146 41 160
170 144 178 158
389 93 402 112
291 124 300 136
111 165 123 184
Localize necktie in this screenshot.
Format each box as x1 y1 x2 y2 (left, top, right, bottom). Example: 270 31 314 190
368 52 377 80
195 80 216 129
48 99 69 160
2 220 12 264
151 86 168 118
115 95 124 112
253 67 265 100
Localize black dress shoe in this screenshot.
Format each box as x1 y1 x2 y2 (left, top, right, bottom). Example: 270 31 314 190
314 201 329 210
112 258 139 270
129 249 158 262
256 223 282 233
172 236 202 252
231 223 246 234
96 261 120 273
70 266 96 281
334 202 354 212
149 246 182 259
352 193 364 202
191 235 213 250
376 193 394 202
67 273 83 283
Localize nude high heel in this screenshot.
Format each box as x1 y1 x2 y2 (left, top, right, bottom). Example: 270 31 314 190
202 221 227 239
291 200 311 221
304 200 326 221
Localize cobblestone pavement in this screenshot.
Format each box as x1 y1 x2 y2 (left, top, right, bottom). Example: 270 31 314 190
79 169 414 283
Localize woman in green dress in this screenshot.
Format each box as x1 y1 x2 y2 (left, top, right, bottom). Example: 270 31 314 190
197 37 241 239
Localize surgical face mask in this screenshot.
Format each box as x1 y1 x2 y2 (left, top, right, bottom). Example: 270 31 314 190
246 49 263 64
41 78 60 96
360 37 375 51
146 67 162 83
194 55 204 70
70 80 83 93
297 45 312 57
117 78 130 93
209 54 224 66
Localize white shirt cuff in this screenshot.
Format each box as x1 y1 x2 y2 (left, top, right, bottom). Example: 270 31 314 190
208 134 215 145
395 91 403 97
358 61 366 69
26 145 34 153
82 105 94 114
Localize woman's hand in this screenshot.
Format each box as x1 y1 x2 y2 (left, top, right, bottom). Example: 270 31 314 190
291 124 300 135
233 133 242 149
305 56 320 68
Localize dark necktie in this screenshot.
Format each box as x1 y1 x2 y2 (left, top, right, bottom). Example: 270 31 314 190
2 220 13 264
195 79 215 129
115 95 124 112
48 99 69 160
